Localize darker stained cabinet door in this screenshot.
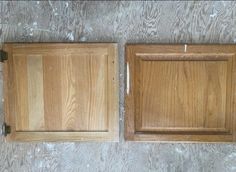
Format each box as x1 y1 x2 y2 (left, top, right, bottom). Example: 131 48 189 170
2 43 119 141
125 44 236 142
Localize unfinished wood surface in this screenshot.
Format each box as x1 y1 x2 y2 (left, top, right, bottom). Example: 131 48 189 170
125 44 236 142
3 43 119 141
27 55 44 130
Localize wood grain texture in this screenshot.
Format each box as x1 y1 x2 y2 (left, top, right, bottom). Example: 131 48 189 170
12 54 29 131
61 54 108 131
3 43 119 141
1 1 236 171
139 61 227 130
43 54 62 131
126 44 236 142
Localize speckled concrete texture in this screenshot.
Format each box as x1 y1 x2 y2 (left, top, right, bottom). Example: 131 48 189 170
0 1 236 172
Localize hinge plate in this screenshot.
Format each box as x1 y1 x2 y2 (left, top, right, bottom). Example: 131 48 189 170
0 50 8 62
1 123 11 136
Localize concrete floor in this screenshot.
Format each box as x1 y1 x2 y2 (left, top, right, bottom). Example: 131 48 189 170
0 1 236 172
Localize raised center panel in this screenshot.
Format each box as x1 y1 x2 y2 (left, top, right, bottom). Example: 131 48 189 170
138 59 228 132
125 44 236 142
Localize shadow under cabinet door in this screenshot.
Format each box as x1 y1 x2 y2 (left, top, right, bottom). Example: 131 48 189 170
125 44 236 142
3 43 119 141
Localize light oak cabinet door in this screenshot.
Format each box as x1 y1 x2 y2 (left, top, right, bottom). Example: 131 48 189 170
2 43 119 141
125 44 236 142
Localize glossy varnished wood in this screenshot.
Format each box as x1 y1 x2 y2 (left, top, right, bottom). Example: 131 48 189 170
3 43 119 141
139 61 228 131
125 44 236 142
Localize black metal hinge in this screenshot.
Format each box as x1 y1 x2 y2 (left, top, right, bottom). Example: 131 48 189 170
0 50 8 62
1 123 11 136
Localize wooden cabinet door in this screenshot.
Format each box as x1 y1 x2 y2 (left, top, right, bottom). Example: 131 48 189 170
125 44 236 142
3 43 118 141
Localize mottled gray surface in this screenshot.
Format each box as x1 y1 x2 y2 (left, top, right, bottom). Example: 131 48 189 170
0 1 236 172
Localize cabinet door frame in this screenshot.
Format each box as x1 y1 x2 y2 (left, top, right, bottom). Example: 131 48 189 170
125 44 236 142
3 43 119 142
